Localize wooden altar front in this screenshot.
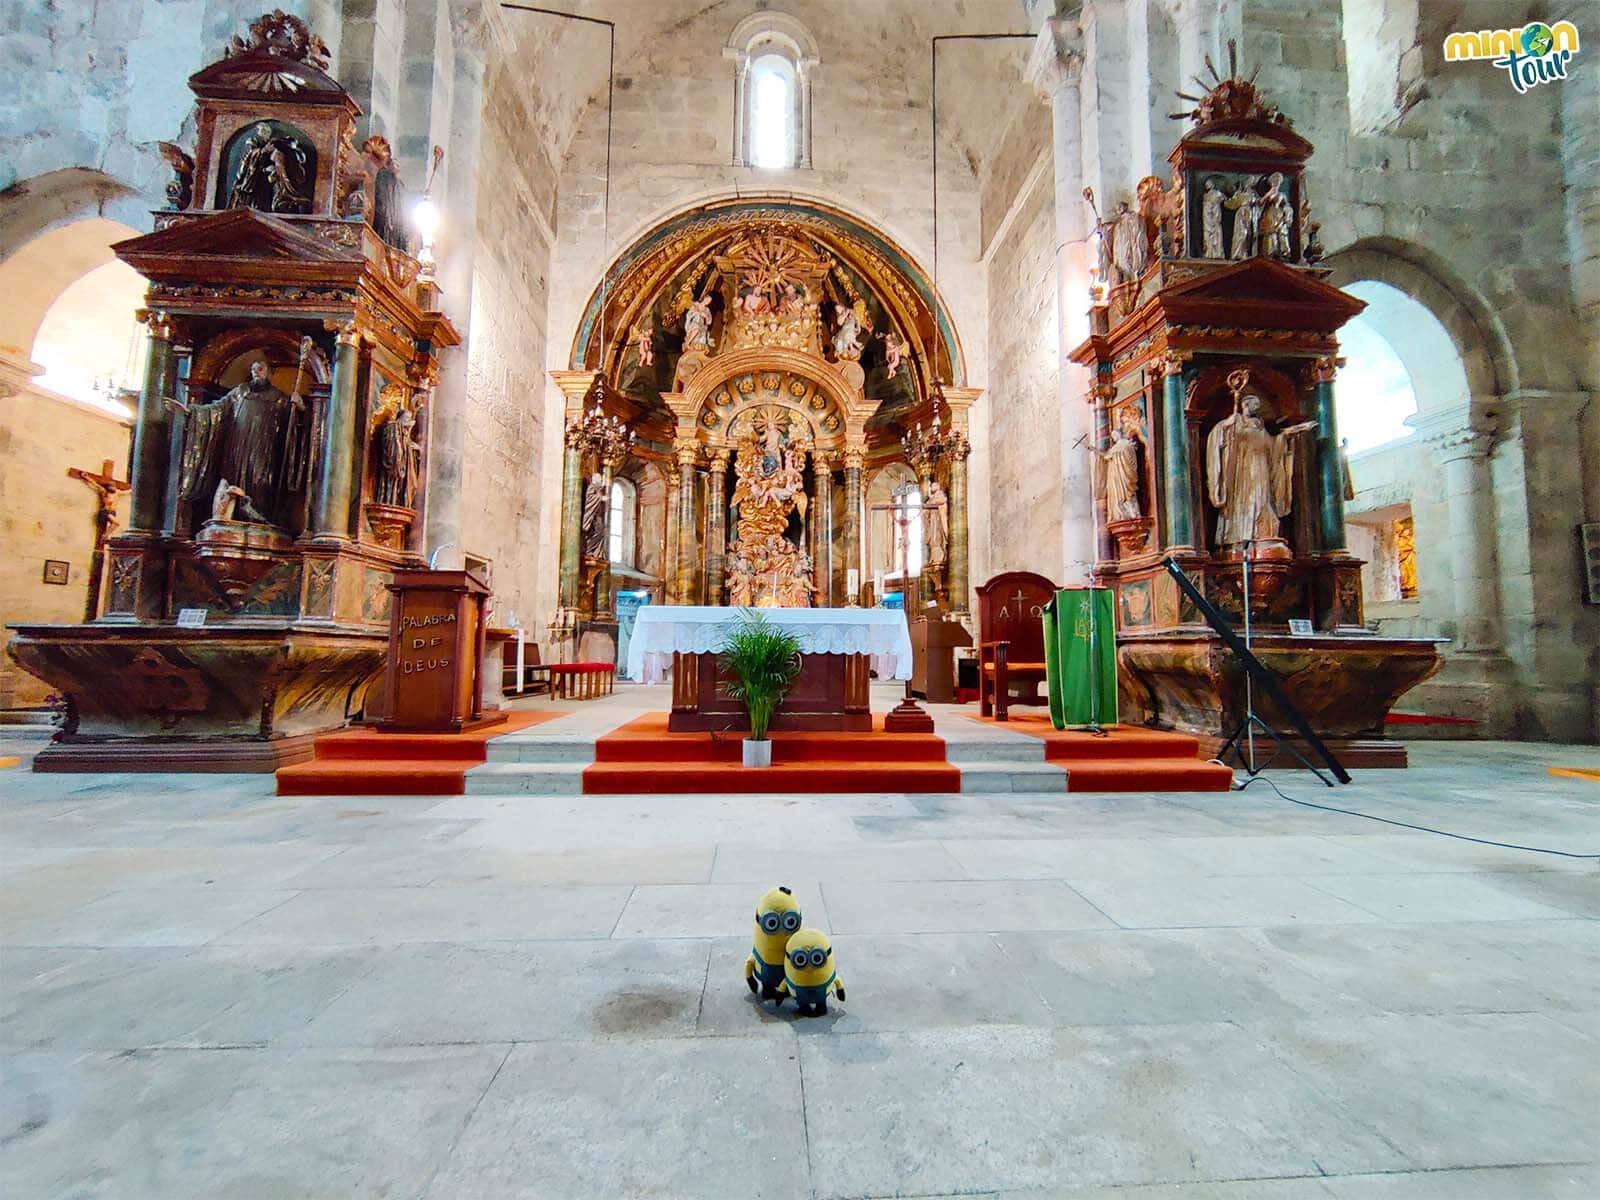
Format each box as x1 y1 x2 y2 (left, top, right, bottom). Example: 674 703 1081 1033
669 650 872 733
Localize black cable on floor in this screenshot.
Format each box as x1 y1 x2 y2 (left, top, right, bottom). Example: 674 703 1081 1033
1234 771 1600 861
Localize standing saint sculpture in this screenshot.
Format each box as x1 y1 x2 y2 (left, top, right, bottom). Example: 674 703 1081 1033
172 358 310 530
1204 371 1317 556
922 479 949 570
581 471 609 560
1099 418 1143 522
1111 201 1150 284
683 295 714 350
1257 172 1293 259
1225 176 1260 259
1201 178 1226 259
374 406 422 508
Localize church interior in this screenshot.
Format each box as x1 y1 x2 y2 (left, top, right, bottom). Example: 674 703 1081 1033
2 2 1598 1196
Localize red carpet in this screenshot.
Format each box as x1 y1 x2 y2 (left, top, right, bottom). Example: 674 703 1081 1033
970 712 1234 792
583 713 960 794
275 709 565 796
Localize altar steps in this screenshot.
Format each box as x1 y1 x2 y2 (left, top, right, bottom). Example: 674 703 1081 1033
968 714 1234 793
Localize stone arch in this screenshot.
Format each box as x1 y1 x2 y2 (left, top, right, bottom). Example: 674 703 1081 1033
0 213 144 369
1324 237 1514 404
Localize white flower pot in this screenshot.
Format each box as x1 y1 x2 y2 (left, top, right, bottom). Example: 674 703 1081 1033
742 738 773 768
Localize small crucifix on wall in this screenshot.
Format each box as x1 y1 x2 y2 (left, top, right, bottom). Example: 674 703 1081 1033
67 458 131 623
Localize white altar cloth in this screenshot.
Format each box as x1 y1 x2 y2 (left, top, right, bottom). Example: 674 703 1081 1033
625 606 913 685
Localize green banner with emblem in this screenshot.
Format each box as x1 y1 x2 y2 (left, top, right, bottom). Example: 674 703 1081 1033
1043 587 1119 730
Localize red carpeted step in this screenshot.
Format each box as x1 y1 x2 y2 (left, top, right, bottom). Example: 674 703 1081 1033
274 710 566 797
593 731 947 765
276 758 472 796
1036 728 1205 763
583 759 960 795
1063 757 1234 793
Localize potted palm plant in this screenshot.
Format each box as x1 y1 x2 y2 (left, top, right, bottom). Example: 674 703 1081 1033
718 610 803 767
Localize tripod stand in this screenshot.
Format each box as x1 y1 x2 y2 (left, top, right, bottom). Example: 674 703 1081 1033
1214 543 1336 787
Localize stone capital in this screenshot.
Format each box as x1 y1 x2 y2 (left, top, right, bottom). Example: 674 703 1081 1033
1160 350 1190 377
673 437 700 467
812 449 837 472
1409 406 1497 461
1026 17 1084 102
707 446 731 472
550 370 601 413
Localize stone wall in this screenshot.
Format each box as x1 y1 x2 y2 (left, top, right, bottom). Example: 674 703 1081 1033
0 389 131 709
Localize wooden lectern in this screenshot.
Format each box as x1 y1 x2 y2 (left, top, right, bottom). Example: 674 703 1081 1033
911 616 973 703
376 569 505 733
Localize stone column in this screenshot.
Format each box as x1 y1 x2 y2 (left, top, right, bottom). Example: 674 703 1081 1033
705 447 730 605
663 463 680 605
420 24 486 571
842 439 865 604
1159 351 1195 550
674 438 699 604
811 451 834 606
1313 356 1348 553
1028 18 1097 585
310 321 360 539
1418 410 1502 653
129 311 176 534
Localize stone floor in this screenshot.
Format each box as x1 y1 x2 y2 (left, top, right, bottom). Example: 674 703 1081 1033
2 699 1598 1199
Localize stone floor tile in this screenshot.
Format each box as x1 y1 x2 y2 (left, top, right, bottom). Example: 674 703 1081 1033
942 836 1207 883
711 839 969 883
1063 874 1381 929
1158 835 1404 876
0 1045 508 1200
4 887 297 947
612 881 827 939
213 885 632 945
421 1037 809 1199
798 1024 1409 1198
820 879 1117 934
1318 1163 1600 1198
288 938 710 1047
1258 1012 1599 1170
431 846 716 886
1302 873 1581 922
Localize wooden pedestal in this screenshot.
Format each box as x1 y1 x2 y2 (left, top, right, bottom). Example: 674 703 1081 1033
377 569 504 733
911 617 974 703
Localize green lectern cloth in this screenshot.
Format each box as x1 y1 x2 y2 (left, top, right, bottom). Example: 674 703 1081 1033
1043 587 1119 730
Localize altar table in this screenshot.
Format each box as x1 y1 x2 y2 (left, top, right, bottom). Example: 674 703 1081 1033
626 607 913 732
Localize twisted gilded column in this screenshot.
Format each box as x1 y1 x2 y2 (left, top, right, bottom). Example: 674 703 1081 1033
129 311 177 533
811 450 835 606
310 321 360 539
705 447 730 605
842 439 864 605
1160 351 1195 550
674 438 700 605
945 430 971 613
1312 355 1348 553
558 425 585 609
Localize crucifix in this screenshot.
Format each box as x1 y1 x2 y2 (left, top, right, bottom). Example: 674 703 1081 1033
67 459 131 622
868 486 935 731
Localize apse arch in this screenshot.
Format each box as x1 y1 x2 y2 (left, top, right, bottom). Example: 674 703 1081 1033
570 196 967 391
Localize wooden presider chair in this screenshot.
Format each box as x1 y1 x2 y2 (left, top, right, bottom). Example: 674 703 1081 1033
976 570 1058 721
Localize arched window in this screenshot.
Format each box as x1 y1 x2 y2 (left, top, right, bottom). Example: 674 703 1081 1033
1336 279 1467 453
608 478 637 567
725 13 817 170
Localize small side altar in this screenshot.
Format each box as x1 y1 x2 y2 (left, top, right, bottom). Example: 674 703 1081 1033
626 606 912 732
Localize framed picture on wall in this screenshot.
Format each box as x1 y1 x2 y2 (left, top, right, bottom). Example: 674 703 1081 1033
42 560 69 585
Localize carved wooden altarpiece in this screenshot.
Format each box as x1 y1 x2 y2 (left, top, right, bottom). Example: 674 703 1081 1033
8 12 459 771
1069 57 1440 767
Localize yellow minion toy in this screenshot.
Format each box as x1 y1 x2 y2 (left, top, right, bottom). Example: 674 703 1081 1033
779 927 845 1016
745 885 802 1001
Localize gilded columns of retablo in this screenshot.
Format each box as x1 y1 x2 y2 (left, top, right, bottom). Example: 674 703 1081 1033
842 438 865 605
705 447 730 605
674 438 700 604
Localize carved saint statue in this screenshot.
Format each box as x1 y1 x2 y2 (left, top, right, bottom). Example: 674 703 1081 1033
1224 176 1260 260
374 406 422 508
173 359 309 530
581 471 609 560
362 135 410 251
1258 172 1293 259
1201 178 1226 259
1099 419 1143 522
1205 386 1317 553
1111 201 1150 284
832 301 865 359
922 479 949 570
227 122 312 215
683 295 714 350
